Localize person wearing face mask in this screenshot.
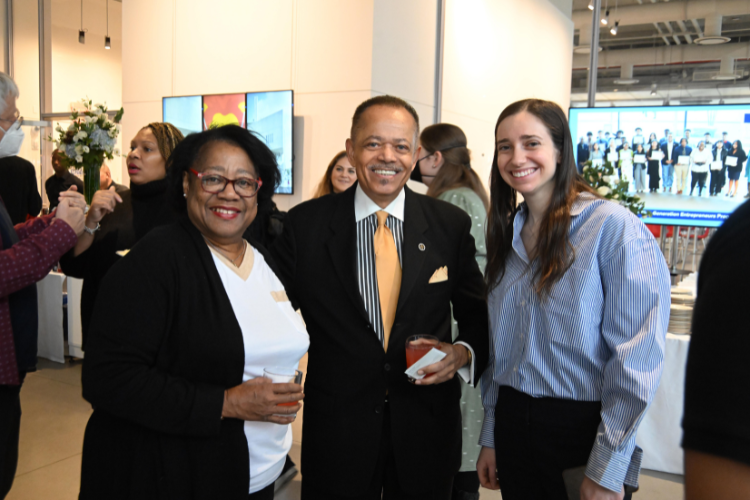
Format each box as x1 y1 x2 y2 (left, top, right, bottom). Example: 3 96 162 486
415 123 488 500
0 91 40 225
0 71 87 499
59 123 184 349
313 151 357 198
45 150 84 211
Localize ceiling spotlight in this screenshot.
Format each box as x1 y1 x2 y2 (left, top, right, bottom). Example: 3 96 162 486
650 83 657 96
104 36 111 49
601 10 609 26
588 0 594 10
78 30 85 44
610 21 619 36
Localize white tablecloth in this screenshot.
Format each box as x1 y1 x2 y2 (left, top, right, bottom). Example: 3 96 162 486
36 273 84 362
635 333 690 474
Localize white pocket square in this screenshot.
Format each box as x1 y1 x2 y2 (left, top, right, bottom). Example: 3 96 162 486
429 266 448 284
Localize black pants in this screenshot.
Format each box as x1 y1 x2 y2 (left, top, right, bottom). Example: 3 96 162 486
690 172 708 195
710 170 724 195
301 402 453 500
0 381 22 500
493 387 632 500
248 483 274 500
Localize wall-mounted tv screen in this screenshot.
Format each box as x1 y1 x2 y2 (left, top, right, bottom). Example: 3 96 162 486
569 104 750 228
163 90 294 194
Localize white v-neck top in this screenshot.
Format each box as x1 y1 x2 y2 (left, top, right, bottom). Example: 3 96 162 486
209 244 310 494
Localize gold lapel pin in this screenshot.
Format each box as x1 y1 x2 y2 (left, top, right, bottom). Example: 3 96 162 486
418 243 426 251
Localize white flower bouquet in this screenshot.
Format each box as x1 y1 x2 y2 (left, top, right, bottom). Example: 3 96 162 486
47 99 124 204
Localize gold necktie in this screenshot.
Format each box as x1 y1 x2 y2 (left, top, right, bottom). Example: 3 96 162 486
374 211 401 351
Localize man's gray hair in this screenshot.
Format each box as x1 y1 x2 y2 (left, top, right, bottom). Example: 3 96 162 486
0 72 19 116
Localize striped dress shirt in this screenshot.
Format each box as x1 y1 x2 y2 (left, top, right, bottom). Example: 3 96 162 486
480 193 670 492
356 210 403 346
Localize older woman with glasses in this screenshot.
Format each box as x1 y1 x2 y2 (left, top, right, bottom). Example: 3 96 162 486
79 125 309 500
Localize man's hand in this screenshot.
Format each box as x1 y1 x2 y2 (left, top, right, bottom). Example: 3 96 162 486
414 342 469 386
581 476 625 500
54 199 85 236
56 185 87 212
477 446 500 490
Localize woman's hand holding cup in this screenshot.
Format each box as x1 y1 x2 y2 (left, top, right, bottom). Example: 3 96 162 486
222 377 303 425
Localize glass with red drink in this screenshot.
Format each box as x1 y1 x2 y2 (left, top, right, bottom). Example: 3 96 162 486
263 367 303 415
405 335 440 382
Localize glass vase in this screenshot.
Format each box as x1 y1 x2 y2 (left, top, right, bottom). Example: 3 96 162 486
81 157 102 205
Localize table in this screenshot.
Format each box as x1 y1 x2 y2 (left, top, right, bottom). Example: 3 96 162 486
36 272 84 362
635 333 690 475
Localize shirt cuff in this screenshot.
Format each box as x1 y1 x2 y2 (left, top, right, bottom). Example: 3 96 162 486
585 441 633 493
479 407 495 448
453 341 474 385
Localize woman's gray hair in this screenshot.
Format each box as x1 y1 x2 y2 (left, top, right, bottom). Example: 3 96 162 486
0 73 19 115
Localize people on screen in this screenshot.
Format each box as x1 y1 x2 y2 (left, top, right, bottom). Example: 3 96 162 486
647 140 662 193
710 140 727 197
726 140 747 198
661 133 677 193
674 138 692 195
633 143 647 193
690 141 711 197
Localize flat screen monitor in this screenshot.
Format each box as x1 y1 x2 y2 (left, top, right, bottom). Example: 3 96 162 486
163 90 294 194
569 104 750 228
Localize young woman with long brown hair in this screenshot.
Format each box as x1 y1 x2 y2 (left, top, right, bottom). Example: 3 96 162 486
417 123 487 500
476 99 670 500
312 150 356 198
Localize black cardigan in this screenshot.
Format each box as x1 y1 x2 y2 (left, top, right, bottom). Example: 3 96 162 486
80 217 282 500
60 178 178 348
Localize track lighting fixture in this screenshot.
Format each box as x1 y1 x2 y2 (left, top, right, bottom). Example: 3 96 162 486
601 10 609 26
79 30 85 44
610 21 618 35
588 0 594 10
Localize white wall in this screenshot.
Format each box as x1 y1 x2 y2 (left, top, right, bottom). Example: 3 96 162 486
441 0 574 189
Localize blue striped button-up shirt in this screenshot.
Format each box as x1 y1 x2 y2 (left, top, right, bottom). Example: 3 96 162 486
480 193 670 492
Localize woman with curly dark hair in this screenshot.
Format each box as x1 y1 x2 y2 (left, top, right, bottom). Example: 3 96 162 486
79 125 308 500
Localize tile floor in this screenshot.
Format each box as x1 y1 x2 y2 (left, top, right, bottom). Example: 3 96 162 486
7 359 684 500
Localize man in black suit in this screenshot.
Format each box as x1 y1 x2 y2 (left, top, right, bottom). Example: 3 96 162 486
271 95 488 500
0 155 41 224
576 137 589 173
45 150 83 210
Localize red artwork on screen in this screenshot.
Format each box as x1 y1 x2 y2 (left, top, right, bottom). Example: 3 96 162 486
202 94 246 130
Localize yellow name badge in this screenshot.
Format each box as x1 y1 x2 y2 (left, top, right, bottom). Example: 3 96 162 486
270 290 289 302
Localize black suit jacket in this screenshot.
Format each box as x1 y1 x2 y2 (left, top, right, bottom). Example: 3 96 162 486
271 184 489 495
0 156 41 224
80 217 283 499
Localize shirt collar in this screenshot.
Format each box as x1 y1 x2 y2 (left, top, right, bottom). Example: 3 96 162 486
354 183 406 222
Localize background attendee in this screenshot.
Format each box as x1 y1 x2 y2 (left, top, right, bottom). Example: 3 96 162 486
648 132 658 145
689 141 711 197
80 125 305 500
0 155 41 225
417 122 488 500
683 199 750 500
709 140 727 197
726 140 746 197
271 95 489 500
596 130 606 148
604 131 612 148
576 137 589 173
45 150 83 211
312 150 356 198
60 122 184 348
703 132 712 148
647 140 662 193
684 129 694 147
722 132 732 151
98 164 128 193
0 70 87 500
674 138 692 195
477 99 670 500
660 134 676 193
633 143 647 193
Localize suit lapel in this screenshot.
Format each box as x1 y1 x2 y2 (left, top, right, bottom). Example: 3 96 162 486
326 187 370 323
397 188 429 313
